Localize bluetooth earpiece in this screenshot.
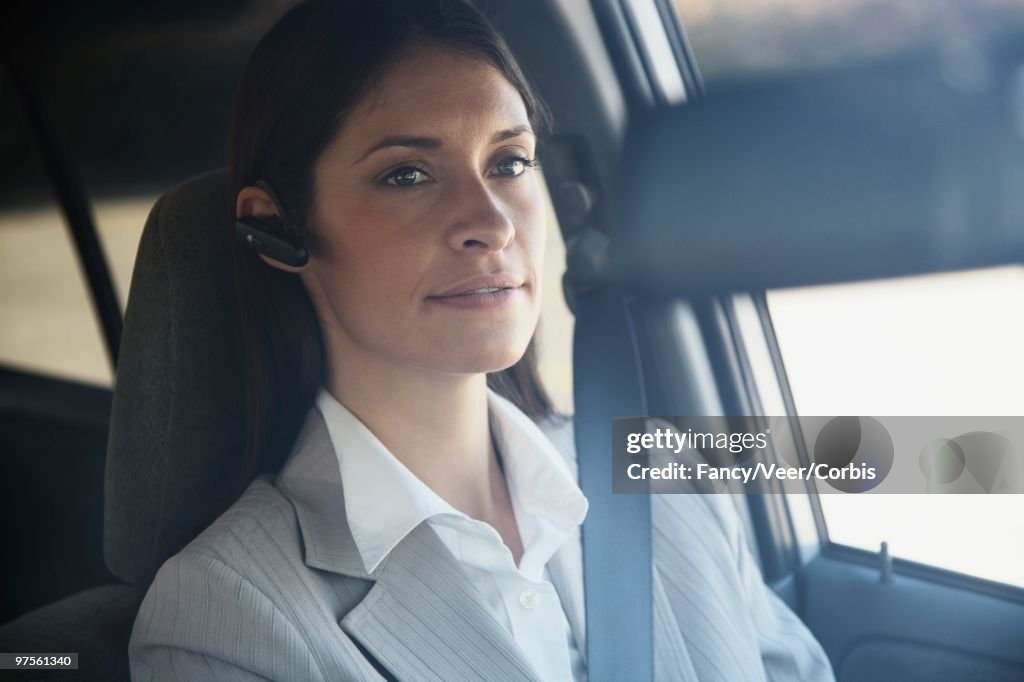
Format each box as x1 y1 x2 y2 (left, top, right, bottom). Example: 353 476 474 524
235 179 310 267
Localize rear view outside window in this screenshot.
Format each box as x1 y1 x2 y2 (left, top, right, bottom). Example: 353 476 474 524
0 79 118 387
0 193 156 388
0 203 111 386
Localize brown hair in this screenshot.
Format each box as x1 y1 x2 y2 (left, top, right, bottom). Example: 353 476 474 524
228 0 559 478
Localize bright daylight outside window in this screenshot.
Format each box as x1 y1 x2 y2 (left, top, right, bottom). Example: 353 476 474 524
0 88 115 387
768 269 1024 588
0 192 157 388
0 201 111 387
670 0 1024 588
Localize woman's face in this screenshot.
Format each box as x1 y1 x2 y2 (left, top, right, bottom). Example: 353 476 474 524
301 45 546 377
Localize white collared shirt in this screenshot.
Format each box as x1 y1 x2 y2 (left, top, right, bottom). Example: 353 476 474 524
316 387 589 682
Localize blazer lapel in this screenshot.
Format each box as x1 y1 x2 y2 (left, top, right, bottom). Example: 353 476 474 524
276 409 371 579
342 523 542 682
277 408 541 682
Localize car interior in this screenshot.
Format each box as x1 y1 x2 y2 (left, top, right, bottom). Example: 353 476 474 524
2 0 1023 680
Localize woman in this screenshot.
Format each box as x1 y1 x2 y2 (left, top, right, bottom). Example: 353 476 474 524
129 1 835 680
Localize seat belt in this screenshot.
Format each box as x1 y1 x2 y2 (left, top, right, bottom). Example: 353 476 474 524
574 287 653 682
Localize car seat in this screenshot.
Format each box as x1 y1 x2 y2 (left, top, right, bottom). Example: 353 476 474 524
0 171 255 681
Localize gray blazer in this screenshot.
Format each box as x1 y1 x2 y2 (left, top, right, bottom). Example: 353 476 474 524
129 409 835 681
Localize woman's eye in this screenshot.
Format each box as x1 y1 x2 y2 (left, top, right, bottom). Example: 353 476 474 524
494 155 538 178
382 157 537 186
382 166 429 187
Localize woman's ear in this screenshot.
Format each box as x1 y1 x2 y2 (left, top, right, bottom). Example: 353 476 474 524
235 185 308 273
236 185 277 222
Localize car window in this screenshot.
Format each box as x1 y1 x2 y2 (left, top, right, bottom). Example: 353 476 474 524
0 202 111 386
0 80 116 387
767 267 1024 589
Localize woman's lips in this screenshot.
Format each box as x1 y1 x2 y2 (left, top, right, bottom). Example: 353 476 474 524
426 286 521 309
433 273 524 297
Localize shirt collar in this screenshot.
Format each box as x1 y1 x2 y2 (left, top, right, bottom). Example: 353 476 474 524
486 390 589 579
315 386 588 577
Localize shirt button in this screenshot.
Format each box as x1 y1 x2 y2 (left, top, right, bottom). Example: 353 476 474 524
519 588 540 610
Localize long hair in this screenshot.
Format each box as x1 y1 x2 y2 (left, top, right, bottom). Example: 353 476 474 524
227 0 559 478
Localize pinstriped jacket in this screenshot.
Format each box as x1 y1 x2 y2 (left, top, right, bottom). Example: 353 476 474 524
128 408 836 681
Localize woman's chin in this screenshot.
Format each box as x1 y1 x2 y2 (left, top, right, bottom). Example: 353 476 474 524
424 343 530 376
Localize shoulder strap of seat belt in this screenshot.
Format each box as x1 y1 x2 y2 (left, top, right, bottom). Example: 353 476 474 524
574 288 653 681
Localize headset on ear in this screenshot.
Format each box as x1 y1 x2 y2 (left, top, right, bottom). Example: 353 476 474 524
235 179 310 267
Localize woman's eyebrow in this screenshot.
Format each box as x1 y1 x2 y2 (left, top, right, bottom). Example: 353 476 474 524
491 125 535 143
352 125 535 166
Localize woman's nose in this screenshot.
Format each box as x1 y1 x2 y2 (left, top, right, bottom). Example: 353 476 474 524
444 176 516 253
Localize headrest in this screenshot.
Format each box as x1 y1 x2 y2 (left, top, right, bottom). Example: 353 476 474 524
104 170 247 587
